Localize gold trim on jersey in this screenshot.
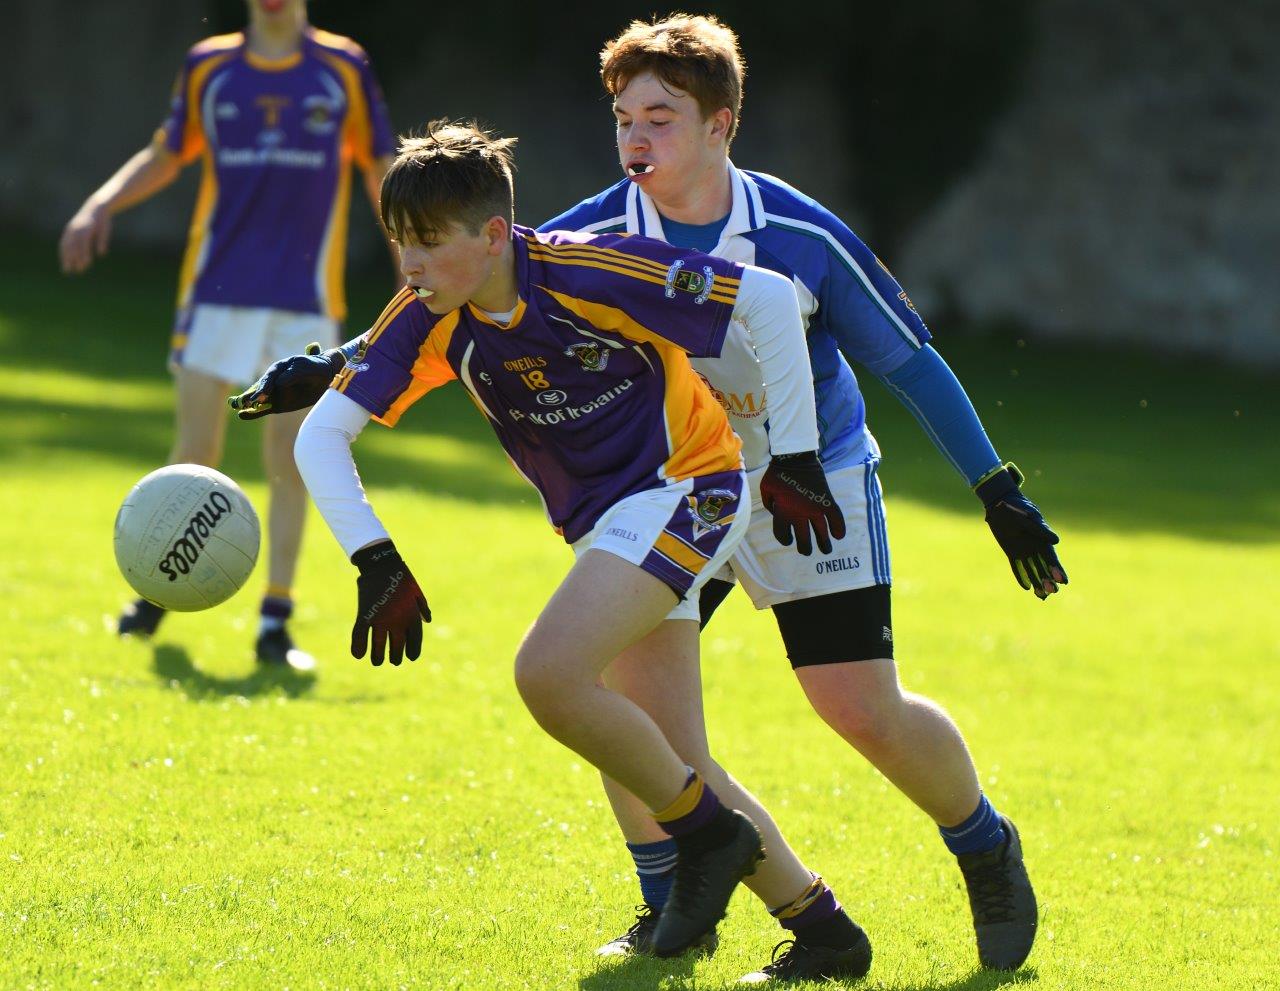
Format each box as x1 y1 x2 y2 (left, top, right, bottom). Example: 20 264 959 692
244 49 303 72
527 238 741 305
376 308 461 428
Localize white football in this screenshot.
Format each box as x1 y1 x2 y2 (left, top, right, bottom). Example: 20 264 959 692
113 464 260 612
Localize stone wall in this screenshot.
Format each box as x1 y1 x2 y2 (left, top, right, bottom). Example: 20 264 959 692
5 1 1277 365
898 0 1280 365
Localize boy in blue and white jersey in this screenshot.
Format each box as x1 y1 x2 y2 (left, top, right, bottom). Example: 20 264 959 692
539 14 1067 980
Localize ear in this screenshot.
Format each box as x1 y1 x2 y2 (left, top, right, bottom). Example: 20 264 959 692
484 215 510 254
707 108 734 144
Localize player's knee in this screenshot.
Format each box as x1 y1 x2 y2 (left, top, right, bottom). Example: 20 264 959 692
815 686 903 752
513 646 572 724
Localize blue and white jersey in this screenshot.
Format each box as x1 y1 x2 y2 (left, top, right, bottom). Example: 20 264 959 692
541 163 931 471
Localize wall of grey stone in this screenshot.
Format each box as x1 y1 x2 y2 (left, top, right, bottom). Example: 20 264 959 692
5 2 1277 366
897 0 1280 365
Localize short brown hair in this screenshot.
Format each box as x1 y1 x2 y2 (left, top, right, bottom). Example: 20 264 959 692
600 13 746 145
380 119 517 242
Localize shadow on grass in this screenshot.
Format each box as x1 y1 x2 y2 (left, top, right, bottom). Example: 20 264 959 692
152 644 317 700
0 389 534 508
6 241 1277 544
896 966 1038 991
578 951 696 991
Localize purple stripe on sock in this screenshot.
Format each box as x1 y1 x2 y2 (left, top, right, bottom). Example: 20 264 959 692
779 887 839 932
260 596 293 621
657 781 721 838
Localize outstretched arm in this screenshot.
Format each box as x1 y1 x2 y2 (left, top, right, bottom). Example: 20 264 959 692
59 139 182 274
880 345 1067 598
294 390 430 665
229 337 366 420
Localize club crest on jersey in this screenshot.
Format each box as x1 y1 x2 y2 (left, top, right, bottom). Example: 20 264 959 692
688 488 736 539
303 95 341 135
665 259 715 304
564 341 609 372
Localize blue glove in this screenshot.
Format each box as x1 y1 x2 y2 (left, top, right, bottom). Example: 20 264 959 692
228 342 345 420
974 462 1068 600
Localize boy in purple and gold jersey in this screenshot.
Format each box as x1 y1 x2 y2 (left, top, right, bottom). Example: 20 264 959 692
60 0 396 668
284 120 869 963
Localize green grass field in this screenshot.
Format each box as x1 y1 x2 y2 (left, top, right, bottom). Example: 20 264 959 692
1 243 1276 990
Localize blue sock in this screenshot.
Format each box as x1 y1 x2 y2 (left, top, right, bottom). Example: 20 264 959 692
940 794 1007 856
627 839 678 909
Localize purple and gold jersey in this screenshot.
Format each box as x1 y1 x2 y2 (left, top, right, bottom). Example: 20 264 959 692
159 29 395 321
333 226 745 543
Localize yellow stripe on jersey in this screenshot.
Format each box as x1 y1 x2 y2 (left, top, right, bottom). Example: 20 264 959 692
243 49 302 71
467 297 528 328
175 153 219 309
177 51 235 164
317 51 375 169
528 243 740 305
654 531 712 575
541 290 741 481
527 243 674 282
334 289 416 391
529 251 669 291
375 309 461 427
310 28 370 61
171 47 238 308
308 51 374 320
319 142 353 320
531 235 744 291
365 287 417 347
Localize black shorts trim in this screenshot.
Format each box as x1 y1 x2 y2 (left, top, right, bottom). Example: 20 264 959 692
771 584 893 668
698 578 736 629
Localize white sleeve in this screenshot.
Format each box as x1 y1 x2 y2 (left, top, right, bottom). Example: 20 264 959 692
731 265 820 455
293 389 391 558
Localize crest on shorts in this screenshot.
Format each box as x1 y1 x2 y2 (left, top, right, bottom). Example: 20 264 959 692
564 341 609 372
688 488 736 539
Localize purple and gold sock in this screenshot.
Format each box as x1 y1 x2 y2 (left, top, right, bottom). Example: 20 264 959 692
773 874 860 948
652 769 721 837
259 588 293 635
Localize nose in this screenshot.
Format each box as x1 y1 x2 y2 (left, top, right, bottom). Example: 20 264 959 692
399 245 424 280
620 123 647 152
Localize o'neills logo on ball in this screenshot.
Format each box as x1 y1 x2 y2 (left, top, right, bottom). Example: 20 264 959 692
159 491 233 580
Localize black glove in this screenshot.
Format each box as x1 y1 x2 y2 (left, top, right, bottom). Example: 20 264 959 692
227 342 346 420
759 451 847 556
975 462 1068 600
350 541 431 666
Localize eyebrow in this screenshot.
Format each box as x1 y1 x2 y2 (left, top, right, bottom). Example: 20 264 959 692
613 101 680 115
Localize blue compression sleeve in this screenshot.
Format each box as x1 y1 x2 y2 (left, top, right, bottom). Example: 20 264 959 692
880 345 1001 486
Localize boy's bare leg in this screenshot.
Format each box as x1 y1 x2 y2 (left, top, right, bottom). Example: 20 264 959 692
600 624 818 909
514 549 701 807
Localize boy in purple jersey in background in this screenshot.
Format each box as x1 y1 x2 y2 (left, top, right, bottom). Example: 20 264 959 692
534 15 1066 978
59 0 396 668
275 119 874 973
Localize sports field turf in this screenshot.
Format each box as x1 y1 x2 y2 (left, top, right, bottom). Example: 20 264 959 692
1 243 1276 989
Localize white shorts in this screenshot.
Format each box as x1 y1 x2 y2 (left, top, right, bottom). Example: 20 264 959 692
171 305 340 385
572 470 751 622
715 460 890 609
